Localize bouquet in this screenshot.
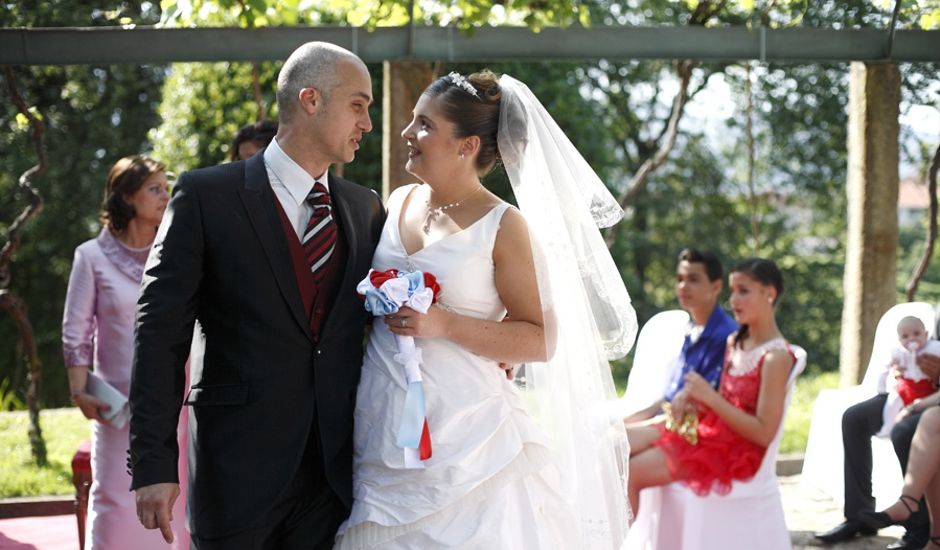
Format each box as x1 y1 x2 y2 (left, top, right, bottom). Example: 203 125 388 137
357 268 441 468
662 402 699 445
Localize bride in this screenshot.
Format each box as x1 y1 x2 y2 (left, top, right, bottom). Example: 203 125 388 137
334 70 637 549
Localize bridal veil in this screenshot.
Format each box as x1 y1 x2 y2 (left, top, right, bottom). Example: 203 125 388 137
497 74 638 548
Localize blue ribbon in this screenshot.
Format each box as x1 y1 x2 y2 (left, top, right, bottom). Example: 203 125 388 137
397 381 426 449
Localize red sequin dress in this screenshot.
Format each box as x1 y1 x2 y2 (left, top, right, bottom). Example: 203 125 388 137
655 337 793 496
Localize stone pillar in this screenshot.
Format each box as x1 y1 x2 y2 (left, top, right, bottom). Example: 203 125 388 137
840 62 901 386
382 60 433 200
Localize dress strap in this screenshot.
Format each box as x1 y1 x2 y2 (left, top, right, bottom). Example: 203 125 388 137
387 183 420 221
754 341 796 373
478 202 513 251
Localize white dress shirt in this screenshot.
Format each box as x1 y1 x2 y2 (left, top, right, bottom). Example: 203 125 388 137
263 138 330 239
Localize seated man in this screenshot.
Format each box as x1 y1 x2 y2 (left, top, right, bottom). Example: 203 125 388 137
814 305 940 549
624 248 738 425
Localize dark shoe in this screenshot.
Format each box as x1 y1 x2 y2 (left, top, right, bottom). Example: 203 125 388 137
814 520 878 544
887 533 929 550
860 494 921 531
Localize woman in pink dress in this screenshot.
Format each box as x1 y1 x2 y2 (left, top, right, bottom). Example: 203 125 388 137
62 156 189 549
626 258 796 511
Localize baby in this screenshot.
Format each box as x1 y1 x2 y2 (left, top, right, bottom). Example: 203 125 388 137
878 316 940 436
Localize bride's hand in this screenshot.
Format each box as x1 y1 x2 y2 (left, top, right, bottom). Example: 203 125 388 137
386 306 450 338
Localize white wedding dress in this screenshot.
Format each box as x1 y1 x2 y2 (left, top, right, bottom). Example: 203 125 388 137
334 184 580 550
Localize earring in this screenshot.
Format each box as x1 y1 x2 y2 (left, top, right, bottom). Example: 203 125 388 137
767 297 773 303
459 153 465 159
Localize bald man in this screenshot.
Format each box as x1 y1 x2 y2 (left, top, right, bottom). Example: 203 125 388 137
129 42 385 549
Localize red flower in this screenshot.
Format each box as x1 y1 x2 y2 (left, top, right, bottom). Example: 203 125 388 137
423 273 441 301
369 269 399 288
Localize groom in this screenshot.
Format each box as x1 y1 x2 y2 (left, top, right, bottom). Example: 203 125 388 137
129 42 385 549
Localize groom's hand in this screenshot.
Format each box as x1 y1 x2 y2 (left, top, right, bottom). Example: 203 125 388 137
135 482 180 543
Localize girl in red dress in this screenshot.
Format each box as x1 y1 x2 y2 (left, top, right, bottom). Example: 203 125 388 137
626 258 796 513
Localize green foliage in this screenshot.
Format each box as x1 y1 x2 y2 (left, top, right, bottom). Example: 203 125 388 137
0 0 161 27
0 408 90 497
0 377 27 411
1 1 166 409
898 215 940 304
4 0 939 413
158 0 590 29
723 62 852 373
150 60 383 189
895 0 940 30
1 63 166 409
455 61 620 201
152 61 280 172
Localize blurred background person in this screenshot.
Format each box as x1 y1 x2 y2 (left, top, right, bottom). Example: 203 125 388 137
62 155 189 549
229 119 277 161
623 248 737 425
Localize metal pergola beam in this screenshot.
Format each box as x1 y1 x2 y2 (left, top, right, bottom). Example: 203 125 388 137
2 25 939 65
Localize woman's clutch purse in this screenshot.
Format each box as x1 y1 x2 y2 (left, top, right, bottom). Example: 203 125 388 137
662 402 699 445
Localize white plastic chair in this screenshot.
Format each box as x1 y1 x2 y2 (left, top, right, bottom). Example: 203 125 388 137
619 310 690 416
626 345 808 550
800 302 935 508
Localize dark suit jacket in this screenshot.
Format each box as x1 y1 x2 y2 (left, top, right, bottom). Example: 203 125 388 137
129 152 385 538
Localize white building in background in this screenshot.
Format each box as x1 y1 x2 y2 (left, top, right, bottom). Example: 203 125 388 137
898 177 932 227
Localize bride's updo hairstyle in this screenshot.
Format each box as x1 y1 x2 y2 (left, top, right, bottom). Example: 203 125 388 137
426 70 502 174
730 257 784 346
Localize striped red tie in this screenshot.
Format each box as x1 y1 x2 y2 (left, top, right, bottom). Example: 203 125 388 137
302 182 337 282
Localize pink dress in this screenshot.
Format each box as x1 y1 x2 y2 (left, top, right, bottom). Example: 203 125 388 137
62 228 189 550
655 337 793 496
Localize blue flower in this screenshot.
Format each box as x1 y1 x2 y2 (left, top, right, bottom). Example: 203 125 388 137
363 288 400 316
398 270 426 294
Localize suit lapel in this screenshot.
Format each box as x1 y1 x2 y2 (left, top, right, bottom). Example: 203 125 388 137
238 152 314 343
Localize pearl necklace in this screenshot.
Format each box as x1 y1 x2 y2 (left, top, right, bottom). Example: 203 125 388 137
422 186 484 234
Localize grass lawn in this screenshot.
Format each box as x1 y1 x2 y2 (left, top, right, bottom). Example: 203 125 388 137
0 408 91 498
0 371 839 498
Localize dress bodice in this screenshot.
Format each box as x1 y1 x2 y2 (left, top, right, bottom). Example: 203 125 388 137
720 337 790 415
372 184 512 322
62 229 151 390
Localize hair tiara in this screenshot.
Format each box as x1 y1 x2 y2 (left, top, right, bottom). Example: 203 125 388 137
447 72 480 99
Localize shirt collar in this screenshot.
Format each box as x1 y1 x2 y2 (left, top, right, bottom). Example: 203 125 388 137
686 304 735 339
263 137 329 204
702 304 737 337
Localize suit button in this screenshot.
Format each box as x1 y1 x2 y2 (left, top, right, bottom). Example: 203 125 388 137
316 349 322 356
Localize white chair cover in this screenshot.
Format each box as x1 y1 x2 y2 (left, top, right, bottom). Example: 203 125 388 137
618 310 690 416
625 345 808 550
800 302 935 507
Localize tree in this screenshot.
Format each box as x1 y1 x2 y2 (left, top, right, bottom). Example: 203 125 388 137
150 60 384 189
582 0 940 380
0 3 166 408
5 0 938 406
2 66 49 464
